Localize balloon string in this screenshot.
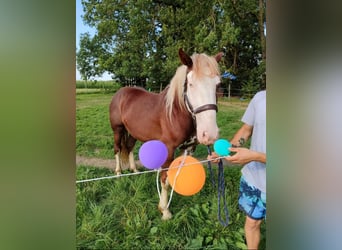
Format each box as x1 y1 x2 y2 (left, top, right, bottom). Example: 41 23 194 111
156 150 188 209
166 150 188 208
156 169 161 198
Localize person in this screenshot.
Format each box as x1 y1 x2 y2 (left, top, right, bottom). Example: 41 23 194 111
208 90 266 250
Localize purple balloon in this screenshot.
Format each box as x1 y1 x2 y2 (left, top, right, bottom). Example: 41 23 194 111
139 140 168 169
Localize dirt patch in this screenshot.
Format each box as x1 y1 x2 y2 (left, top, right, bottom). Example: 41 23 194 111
76 155 142 170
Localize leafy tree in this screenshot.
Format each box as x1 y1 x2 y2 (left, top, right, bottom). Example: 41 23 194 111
218 0 266 95
78 0 266 95
76 33 106 81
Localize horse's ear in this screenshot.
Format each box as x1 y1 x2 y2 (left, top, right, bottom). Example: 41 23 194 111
214 52 224 62
178 48 193 68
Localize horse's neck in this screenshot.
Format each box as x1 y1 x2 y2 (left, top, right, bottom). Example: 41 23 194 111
160 87 169 97
172 96 194 129
160 87 196 145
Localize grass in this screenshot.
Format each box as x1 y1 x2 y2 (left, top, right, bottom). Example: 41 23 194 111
76 92 266 249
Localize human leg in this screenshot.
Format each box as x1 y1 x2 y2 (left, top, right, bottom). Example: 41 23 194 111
238 176 266 249
245 215 262 249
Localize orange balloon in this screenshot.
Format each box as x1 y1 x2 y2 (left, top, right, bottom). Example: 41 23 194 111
167 156 206 196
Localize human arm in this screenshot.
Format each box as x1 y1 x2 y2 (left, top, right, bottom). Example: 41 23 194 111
225 92 266 165
230 123 253 147
225 123 265 165
225 147 266 165
207 123 253 163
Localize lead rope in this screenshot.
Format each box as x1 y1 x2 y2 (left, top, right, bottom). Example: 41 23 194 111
207 146 230 226
206 146 216 187
217 158 230 226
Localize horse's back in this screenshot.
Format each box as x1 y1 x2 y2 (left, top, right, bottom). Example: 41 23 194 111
110 86 161 111
109 86 192 144
109 87 164 130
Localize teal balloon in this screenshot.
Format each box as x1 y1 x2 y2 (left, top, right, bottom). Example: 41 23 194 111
213 139 231 156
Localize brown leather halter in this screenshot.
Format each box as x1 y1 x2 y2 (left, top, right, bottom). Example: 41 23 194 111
183 76 218 120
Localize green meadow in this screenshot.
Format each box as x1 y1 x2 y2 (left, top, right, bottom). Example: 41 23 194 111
76 91 266 249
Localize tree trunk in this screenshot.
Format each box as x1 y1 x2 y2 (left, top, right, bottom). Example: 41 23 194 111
258 0 266 88
258 0 266 60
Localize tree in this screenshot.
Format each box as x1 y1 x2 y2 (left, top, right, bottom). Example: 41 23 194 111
78 0 266 95
217 0 266 95
258 0 266 89
76 33 105 81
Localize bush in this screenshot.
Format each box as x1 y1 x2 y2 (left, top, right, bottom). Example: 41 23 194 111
240 81 260 99
76 80 121 92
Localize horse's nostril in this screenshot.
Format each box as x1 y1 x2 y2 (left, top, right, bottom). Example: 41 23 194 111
202 133 208 142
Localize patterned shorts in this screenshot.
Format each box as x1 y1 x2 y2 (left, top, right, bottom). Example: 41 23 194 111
238 176 266 220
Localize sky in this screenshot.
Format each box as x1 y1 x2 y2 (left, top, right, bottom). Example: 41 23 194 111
76 0 112 81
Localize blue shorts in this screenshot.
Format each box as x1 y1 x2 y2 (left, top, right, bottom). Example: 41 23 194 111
238 176 266 220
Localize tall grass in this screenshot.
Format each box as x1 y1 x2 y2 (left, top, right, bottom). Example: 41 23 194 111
76 92 266 249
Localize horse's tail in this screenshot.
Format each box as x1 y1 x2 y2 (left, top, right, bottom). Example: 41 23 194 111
118 129 131 170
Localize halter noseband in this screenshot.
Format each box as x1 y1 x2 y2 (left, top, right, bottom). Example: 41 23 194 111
184 94 218 116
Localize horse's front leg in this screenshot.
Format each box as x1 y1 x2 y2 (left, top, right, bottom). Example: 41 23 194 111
158 171 172 220
113 133 122 175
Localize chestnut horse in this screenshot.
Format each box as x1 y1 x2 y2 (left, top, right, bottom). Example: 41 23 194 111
109 48 222 219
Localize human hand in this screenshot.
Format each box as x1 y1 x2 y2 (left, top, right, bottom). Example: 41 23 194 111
207 151 220 163
224 147 254 165
225 147 266 165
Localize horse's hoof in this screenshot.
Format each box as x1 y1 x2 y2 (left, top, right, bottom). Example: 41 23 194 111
116 171 121 176
161 210 172 220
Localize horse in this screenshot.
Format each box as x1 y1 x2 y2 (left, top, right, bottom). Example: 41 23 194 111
109 48 223 219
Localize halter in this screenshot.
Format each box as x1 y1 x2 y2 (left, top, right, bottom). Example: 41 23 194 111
183 73 218 120
181 70 218 151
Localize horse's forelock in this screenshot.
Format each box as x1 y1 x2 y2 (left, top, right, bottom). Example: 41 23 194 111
165 65 187 119
191 53 220 79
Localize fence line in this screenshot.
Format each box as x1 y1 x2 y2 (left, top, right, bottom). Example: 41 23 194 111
76 156 229 184
76 80 260 94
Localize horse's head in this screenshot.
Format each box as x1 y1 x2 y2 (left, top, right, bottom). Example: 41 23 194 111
179 48 223 145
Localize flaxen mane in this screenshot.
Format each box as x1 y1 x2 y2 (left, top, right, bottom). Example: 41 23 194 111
165 65 187 119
